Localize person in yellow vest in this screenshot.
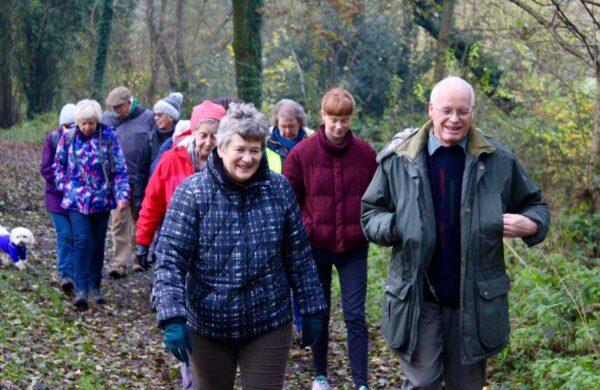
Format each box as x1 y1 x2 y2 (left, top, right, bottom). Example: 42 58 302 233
266 99 313 338
266 99 313 173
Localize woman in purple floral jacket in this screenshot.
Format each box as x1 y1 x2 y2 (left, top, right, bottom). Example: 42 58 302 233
53 99 130 310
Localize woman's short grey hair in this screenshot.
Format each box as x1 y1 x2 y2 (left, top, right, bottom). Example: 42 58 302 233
74 99 102 124
271 99 307 128
430 76 476 109
217 103 269 150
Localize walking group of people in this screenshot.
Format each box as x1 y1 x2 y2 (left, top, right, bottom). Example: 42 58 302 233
39 76 549 390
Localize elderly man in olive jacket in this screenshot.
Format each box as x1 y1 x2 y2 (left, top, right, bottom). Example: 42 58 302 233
361 76 549 390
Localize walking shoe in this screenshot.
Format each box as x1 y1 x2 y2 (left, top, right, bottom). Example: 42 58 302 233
90 287 107 305
131 259 144 273
108 266 126 279
74 290 88 310
312 375 330 390
357 386 369 390
59 276 74 294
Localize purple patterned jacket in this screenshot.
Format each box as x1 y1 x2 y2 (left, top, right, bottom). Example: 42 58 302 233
53 124 130 215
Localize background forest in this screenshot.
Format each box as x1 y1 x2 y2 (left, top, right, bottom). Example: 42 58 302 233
0 0 599 388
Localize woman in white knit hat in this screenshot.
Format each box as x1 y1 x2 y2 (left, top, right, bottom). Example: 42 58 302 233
132 92 183 244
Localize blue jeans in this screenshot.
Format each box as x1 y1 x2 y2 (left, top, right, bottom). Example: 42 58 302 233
50 212 73 279
68 210 110 292
311 246 369 389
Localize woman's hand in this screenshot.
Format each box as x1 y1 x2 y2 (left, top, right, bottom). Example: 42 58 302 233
117 200 129 211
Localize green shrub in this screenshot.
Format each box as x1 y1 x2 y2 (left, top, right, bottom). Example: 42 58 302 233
0 113 58 144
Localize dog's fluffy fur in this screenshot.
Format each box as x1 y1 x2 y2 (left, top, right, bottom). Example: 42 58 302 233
0 225 35 271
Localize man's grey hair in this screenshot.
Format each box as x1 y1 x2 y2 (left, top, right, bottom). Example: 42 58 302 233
430 76 476 109
75 99 103 124
271 99 307 128
217 103 270 150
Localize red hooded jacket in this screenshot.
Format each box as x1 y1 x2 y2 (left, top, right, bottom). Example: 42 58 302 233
136 145 194 246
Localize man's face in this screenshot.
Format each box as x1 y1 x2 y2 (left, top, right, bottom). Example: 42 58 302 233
277 116 301 140
428 86 473 147
112 101 132 119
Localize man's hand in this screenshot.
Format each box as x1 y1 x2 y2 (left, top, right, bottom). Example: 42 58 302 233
136 244 150 270
503 213 537 238
117 200 128 211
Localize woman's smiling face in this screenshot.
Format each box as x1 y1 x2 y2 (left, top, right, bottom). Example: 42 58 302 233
217 133 263 184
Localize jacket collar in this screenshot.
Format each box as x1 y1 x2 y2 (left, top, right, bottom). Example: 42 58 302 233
208 148 270 192
394 120 495 160
317 124 354 155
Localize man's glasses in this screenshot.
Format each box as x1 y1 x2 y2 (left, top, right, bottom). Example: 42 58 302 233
432 105 473 118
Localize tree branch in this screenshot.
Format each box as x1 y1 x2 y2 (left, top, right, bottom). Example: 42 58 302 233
508 0 592 65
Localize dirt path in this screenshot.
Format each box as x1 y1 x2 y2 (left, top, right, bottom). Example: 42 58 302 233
0 139 403 389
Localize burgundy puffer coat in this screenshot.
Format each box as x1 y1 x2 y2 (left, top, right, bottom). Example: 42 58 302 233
283 125 377 253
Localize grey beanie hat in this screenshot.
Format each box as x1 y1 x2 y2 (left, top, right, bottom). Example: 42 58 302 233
154 92 183 121
59 103 77 126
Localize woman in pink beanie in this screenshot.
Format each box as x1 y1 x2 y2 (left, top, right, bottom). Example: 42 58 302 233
136 100 226 263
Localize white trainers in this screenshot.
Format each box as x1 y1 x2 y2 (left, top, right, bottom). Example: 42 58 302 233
312 375 330 390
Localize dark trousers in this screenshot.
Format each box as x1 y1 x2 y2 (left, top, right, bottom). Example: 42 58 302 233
400 302 487 390
68 210 110 292
189 322 293 390
311 246 369 388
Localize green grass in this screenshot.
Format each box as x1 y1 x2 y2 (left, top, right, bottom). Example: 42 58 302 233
0 113 58 144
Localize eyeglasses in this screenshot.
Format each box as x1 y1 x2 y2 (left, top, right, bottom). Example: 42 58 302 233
432 105 473 118
154 112 165 118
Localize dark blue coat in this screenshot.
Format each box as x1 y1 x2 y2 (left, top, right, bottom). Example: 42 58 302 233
153 149 327 340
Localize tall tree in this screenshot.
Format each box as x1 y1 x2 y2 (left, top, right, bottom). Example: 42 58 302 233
232 0 264 107
412 0 516 110
92 0 115 101
433 0 456 81
0 0 13 127
146 0 178 91
175 0 189 95
12 0 89 117
508 0 600 213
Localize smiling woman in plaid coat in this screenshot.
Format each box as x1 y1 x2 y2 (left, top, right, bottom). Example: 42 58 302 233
152 102 326 390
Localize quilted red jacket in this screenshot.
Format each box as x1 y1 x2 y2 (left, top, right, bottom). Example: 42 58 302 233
136 146 194 246
283 126 377 253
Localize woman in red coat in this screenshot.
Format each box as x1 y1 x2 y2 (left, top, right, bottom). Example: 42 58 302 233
135 100 226 262
283 88 377 390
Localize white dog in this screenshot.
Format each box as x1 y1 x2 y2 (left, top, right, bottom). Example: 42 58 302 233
0 225 35 271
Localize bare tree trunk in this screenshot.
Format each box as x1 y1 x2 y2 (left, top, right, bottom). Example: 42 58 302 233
232 0 264 107
92 0 114 101
0 0 13 128
434 0 456 82
146 0 159 100
146 0 178 91
175 0 189 94
591 66 600 212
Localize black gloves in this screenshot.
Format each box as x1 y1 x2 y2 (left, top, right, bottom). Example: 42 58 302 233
135 244 150 270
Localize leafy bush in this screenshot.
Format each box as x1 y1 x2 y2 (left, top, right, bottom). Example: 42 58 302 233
0 113 57 144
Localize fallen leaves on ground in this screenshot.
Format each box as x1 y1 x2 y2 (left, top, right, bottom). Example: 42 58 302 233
0 139 404 389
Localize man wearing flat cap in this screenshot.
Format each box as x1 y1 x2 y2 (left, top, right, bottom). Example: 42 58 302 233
102 86 156 277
